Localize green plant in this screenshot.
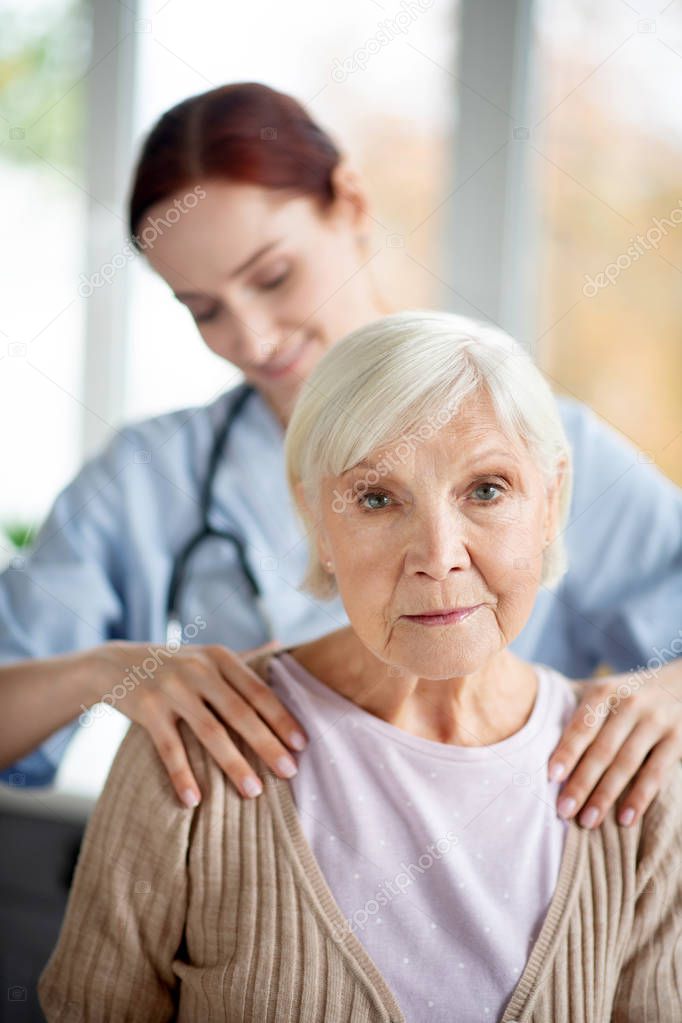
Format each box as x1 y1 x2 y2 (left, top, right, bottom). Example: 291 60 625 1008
2 522 37 549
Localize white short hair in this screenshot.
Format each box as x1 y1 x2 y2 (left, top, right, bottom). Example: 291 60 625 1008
285 310 573 599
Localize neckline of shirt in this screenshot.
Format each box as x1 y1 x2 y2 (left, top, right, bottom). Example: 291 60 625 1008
272 652 564 763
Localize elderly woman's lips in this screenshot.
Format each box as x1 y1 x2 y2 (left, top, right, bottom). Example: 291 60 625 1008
402 605 483 626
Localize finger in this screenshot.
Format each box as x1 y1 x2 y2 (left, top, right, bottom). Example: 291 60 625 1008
614 732 682 827
548 685 612 783
211 645 308 751
145 714 204 808
199 674 301 782
570 720 661 829
555 712 637 821
178 696 267 799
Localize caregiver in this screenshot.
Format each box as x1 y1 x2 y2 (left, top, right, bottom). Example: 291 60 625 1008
1 82 681 835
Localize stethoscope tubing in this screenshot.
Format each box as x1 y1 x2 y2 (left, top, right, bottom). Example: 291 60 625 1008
165 385 275 643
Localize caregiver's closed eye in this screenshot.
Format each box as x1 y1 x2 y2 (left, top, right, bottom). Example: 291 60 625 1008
186 263 291 322
256 264 291 290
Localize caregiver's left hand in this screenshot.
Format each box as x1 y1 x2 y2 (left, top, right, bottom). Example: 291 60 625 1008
547 659 682 830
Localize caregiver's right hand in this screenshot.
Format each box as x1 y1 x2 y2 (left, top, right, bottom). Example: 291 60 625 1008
89 640 308 807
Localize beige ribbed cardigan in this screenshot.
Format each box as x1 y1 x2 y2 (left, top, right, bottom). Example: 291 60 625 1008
39 650 682 1021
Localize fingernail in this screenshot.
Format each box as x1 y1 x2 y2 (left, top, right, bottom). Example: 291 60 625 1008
548 762 566 782
276 755 298 778
289 730 307 751
579 806 599 829
619 807 636 827
182 788 200 808
242 776 263 798
557 796 576 819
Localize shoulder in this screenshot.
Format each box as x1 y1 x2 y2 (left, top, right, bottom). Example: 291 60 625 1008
586 764 682 903
554 395 647 491
553 398 682 590
632 763 682 890
555 395 640 487
106 385 249 462
555 395 592 436
556 396 680 504
108 716 248 807
93 719 187 820
57 721 199 923
555 395 631 455
113 716 267 820
51 388 242 503
535 662 583 707
83 717 259 869
58 385 254 519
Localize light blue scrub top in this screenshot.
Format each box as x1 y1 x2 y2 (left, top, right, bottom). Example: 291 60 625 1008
1 383 681 786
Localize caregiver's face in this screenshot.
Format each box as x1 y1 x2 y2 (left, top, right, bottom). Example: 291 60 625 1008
143 178 380 420
316 391 561 681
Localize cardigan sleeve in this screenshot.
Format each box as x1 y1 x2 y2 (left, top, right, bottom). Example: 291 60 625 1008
611 765 682 1021
38 721 198 1022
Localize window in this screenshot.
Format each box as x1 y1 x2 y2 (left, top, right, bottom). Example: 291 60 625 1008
0 0 90 528
534 0 682 484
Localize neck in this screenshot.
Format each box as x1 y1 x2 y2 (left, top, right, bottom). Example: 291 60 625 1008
289 627 538 746
260 301 397 429
257 387 293 431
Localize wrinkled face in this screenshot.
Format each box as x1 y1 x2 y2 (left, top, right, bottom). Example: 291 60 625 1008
143 179 380 421
314 392 563 680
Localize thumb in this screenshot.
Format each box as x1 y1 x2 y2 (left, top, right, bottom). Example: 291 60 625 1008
240 638 282 660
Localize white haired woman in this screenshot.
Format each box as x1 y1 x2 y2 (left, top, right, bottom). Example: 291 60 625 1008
39 312 682 1023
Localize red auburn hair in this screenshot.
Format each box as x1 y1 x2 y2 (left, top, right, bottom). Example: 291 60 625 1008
128 81 342 248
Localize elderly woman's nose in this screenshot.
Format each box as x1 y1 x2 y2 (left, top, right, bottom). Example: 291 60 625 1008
404 504 471 580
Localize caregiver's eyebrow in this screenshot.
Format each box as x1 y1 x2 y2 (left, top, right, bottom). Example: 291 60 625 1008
174 239 283 300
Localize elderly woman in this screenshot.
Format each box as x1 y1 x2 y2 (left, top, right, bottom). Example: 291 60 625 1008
39 312 682 1022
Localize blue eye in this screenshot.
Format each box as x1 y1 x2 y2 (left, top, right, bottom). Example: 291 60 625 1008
472 482 504 502
358 491 392 510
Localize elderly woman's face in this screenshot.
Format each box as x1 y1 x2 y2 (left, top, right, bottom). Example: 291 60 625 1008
315 391 563 680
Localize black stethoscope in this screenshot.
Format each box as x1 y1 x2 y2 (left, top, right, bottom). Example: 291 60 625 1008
165 384 276 645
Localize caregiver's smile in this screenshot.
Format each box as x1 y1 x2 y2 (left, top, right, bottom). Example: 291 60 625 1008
254 333 316 379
